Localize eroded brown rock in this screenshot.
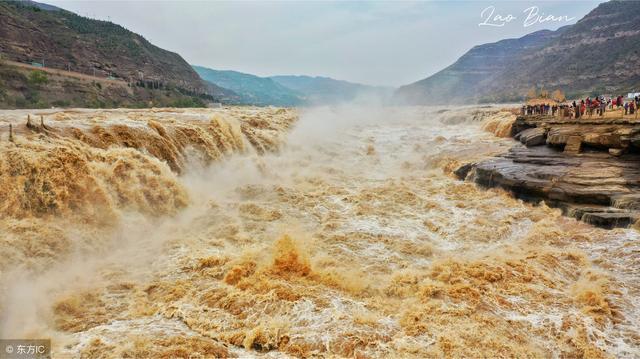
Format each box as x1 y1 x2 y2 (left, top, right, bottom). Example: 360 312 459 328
517 127 547 147
459 116 640 229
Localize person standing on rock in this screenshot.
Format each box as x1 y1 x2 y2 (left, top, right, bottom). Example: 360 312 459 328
624 101 629 115
586 98 592 117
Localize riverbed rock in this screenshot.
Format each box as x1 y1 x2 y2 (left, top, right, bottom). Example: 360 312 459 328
581 212 639 229
459 115 640 229
609 148 625 156
518 127 547 147
547 127 576 147
565 204 639 229
564 136 582 154
454 162 476 180
612 194 640 210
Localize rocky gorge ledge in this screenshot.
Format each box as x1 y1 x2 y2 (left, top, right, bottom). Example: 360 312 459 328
456 115 640 229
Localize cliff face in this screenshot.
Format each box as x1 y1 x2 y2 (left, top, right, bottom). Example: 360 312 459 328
0 61 209 109
397 0 640 104
0 1 203 89
396 29 563 104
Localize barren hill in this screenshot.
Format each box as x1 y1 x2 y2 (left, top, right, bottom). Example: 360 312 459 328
396 0 640 104
0 0 202 88
0 1 235 108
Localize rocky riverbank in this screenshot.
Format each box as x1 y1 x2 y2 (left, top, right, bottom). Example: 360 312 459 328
457 115 640 229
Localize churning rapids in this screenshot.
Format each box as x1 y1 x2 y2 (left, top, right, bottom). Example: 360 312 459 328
0 106 638 358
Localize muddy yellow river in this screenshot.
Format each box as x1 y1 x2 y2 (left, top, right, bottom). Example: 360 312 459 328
0 106 638 358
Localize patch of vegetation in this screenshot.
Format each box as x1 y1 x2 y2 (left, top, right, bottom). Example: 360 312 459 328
28 71 49 86
62 80 76 88
10 94 48 109
52 100 71 107
24 88 40 102
128 101 149 109
14 97 28 108
169 97 206 108
478 92 524 104
0 64 27 83
31 100 49 109
89 98 107 108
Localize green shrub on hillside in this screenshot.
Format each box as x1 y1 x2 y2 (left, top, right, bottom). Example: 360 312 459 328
169 97 206 108
52 100 71 107
14 97 28 108
31 99 49 109
28 71 49 86
89 99 106 108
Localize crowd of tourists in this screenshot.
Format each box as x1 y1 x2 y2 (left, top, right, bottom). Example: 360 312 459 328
522 95 640 119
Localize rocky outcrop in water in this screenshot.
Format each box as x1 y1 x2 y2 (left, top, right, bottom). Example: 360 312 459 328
458 115 640 229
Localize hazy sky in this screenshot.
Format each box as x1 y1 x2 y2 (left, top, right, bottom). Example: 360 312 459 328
46 0 602 87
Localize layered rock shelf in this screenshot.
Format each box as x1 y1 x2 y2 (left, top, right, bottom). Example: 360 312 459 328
457 115 640 229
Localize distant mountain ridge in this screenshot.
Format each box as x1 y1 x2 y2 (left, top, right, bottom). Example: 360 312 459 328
194 65 391 106
1 0 392 108
270 75 392 104
193 66 303 106
21 0 61 11
396 0 640 104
